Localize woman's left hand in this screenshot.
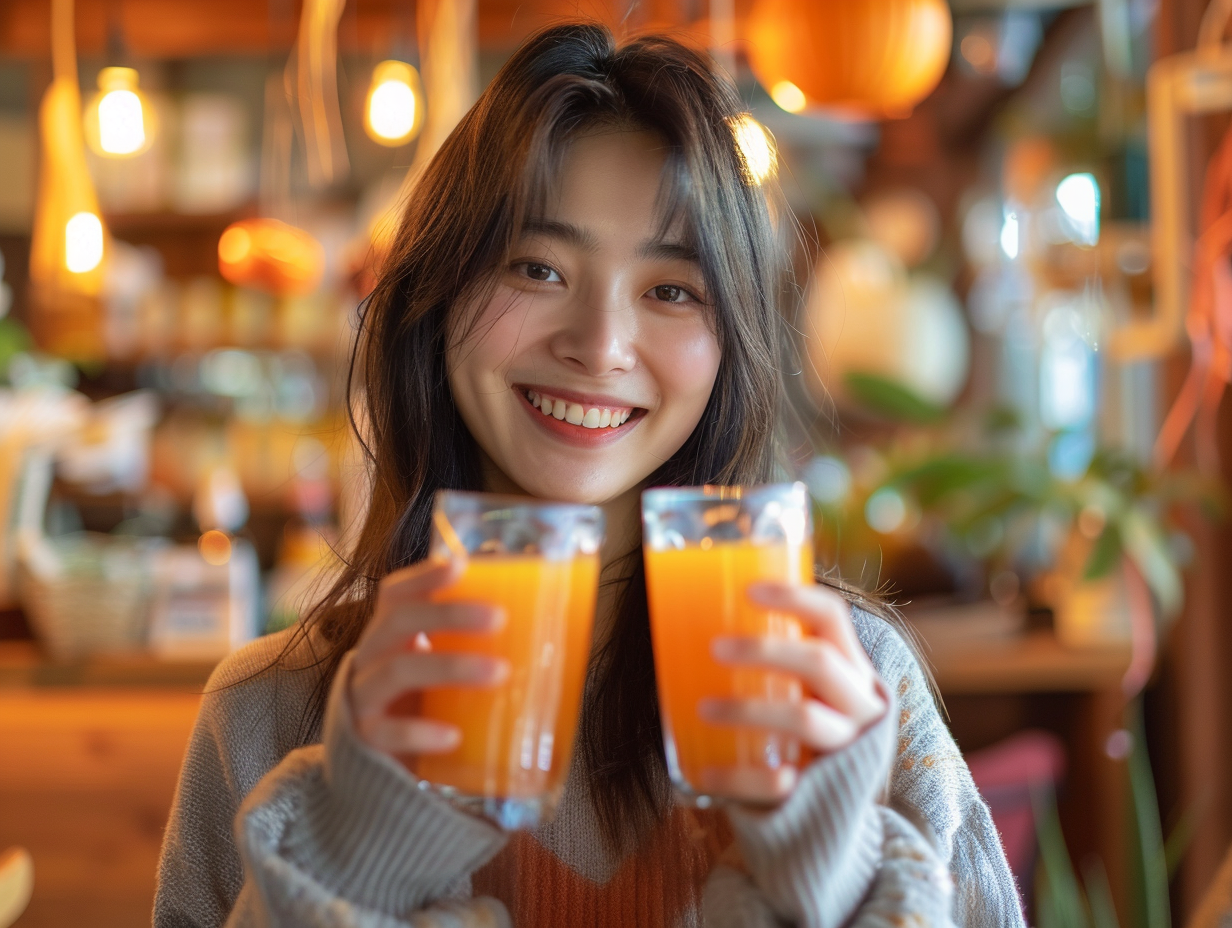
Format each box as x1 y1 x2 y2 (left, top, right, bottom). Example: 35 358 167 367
698 582 888 805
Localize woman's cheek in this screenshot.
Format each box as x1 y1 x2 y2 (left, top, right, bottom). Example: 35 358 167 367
649 322 721 431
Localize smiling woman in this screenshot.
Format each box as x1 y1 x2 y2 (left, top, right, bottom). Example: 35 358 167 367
153 22 1023 928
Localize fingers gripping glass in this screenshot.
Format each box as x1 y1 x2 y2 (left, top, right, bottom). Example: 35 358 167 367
412 491 604 830
642 482 814 807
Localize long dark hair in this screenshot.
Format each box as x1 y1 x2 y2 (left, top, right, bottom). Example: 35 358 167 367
294 22 789 849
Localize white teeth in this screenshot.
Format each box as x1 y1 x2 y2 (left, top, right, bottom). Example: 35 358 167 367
526 389 635 430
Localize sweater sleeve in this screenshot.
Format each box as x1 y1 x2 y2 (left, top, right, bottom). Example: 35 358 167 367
853 609 1026 928
707 682 954 928
703 805 955 928
223 650 512 927
718 684 894 928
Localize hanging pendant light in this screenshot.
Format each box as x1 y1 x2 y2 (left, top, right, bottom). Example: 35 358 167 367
83 66 157 158
747 0 952 120
29 0 109 359
364 60 425 147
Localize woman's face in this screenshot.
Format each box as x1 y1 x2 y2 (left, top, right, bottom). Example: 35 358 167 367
448 129 721 505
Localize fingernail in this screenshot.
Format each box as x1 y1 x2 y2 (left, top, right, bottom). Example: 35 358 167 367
430 726 461 752
747 582 786 605
711 637 737 660
488 658 511 684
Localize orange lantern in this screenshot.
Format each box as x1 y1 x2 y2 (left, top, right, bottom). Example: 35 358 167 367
747 0 952 120
217 219 325 297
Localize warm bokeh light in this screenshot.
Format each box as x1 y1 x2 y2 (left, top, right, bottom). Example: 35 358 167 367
64 211 104 273
217 226 252 265
728 114 777 185
960 33 997 75
770 80 807 113
84 67 155 158
217 218 325 296
198 530 233 566
364 60 424 146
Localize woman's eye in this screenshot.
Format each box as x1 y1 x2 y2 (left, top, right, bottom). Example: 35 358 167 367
519 262 561 283
652 284 694 303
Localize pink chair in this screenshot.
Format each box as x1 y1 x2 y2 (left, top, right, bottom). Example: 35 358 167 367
965 730 1067 889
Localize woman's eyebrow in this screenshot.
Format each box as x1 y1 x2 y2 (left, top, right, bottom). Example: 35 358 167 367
522 219 599 252
637 238 700 264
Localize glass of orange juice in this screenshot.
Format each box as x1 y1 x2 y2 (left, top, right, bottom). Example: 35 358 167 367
411 490 604 829
642 482 814 806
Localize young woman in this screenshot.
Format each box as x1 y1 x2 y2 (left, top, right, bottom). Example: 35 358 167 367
155 24 1024 928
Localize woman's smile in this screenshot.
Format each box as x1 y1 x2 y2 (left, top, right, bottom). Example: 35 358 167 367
516 384 646 447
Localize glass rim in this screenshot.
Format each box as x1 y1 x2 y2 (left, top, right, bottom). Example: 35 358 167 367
434 489 604 521
641 481 808 508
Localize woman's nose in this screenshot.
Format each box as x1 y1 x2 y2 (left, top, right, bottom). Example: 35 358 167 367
549 285 638 376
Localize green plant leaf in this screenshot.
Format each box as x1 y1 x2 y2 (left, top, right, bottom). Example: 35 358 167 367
892 455 1008 507
843 371 947 424
1033 783 1093 928
1082 859 1121 928
1126 700 1171 928
1164 802 1200 880
1083 524 1123 582
984 405 1023 434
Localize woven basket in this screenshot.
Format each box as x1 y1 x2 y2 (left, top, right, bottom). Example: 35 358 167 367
20 534 160 661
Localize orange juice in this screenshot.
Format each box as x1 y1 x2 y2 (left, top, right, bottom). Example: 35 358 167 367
413 553 599 801
644 539 813 795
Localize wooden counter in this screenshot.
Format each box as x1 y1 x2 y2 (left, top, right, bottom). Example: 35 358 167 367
0 629 1133 926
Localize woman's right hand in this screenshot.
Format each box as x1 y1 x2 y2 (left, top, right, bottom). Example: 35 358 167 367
348 557 508 762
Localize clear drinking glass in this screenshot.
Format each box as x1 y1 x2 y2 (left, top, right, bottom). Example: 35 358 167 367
642 482 814 806
410 490 604 829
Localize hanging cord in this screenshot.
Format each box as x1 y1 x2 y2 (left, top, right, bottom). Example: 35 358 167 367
1153 121 1232 474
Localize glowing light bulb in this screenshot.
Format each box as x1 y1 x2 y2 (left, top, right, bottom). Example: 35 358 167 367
365 60 423 146
1000 209 1020 260
65 211 104 273
770 80 807 114
728 114 777 186
85 67 155 158
1056 172 1100 246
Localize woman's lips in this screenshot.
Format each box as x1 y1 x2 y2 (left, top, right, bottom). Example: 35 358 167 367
517 388 644 446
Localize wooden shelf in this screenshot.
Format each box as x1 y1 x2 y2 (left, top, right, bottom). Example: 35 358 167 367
0 641 216 689
920 629 1131 695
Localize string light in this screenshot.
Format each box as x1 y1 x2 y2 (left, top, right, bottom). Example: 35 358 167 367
84 67 156 158
728 114 777 186
364 60 424 146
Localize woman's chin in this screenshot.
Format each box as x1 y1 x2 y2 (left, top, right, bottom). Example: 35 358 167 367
503 470 642 508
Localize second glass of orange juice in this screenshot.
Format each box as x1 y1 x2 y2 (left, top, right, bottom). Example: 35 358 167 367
642 482 814 805
410 490 603 829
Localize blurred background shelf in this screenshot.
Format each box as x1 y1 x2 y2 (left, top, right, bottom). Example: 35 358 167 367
0 640 216 689
922 628 1131 693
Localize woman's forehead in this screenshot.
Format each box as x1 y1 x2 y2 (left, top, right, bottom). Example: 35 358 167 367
525 129 694 250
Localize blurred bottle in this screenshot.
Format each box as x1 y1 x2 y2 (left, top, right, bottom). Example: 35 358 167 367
264 436 339 634
147 466 260 659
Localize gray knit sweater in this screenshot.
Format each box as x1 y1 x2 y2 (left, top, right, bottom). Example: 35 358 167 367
154 609 1024 927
